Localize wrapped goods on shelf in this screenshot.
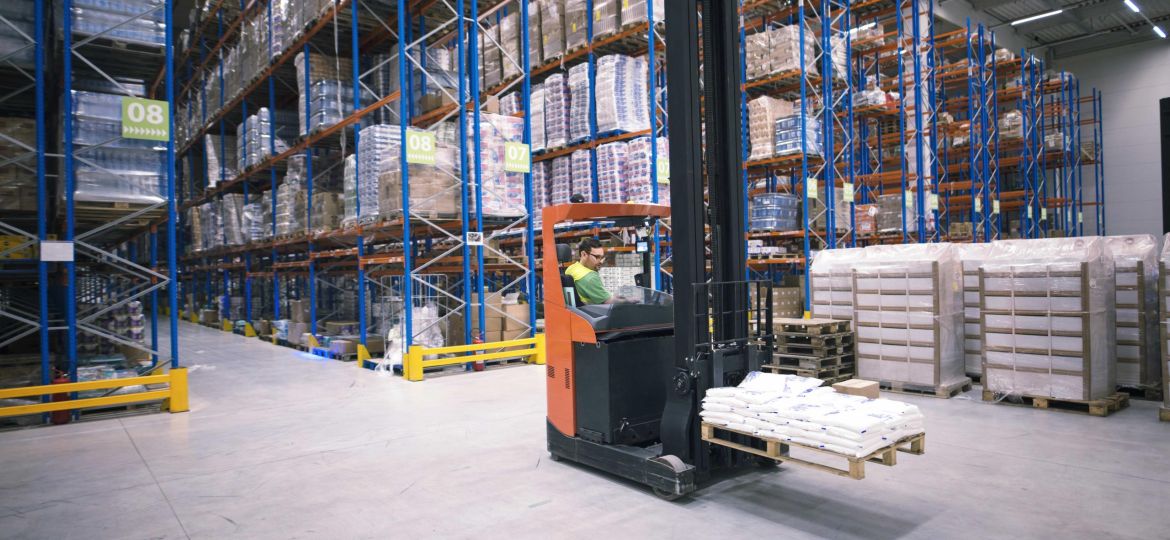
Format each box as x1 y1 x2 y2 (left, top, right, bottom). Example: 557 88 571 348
596 141 628 203
540 0 565 61
532 160 550 226
0 117 37 211
244 202 265 242
500 91 522 116
854 244 966 391
221 194 248 246
1103 235 1159 390
500 12 522 82
473 115 527 217
528 1 543 65
68 90 166 204
875 191 935 235
620 0 664 27
979 237 1116 401
260 200 273 239
570 148 593 200
549 155 573 205
312 192 342 231
745 31 772 80
596 55 649 134
748 96 795 161
565 0 588 51
829 36 848 80
204 134 238 188
379 145 460 217
237 108 296 170
544 74 571 149
999 110 1022 139
480 23 502 90
810 247 867 321
811 184 850 233
568 62 591 144
342 154 357 225
746 25 817 80
69 0 166 47
592 0 619 38
750 193 800 232
774 114 821 157
0 2 35 67
855 204 877 236
1162 235 1170 412
531 84 547 152
955 244 994 378
622 136 668 205
700 374 925 459
276 179 307 237
356 124 400 220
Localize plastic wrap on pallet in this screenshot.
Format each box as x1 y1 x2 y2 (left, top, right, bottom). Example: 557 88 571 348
276 180 306 236
480 24 502 90
527 1 543 65
596 55 650 135
342 154 357 225
748 97 794 161
543 74 570 149
549 156 572 205
69 90 166 204
622 136 668 205
874 191 935 235
811 184 850 233
954 243 995 378
356 124 400 220
244 202 264 242
700 374 925 458
620 0 664 27
531 83 547 152
221 194 247 246
774 114 822 157
565 0 588 51
568 62 592 144
1161 234 1170 410
471 115 527 217
532 160 550 226
311 192 342 231
70 0 166 47
378 143 460 219
500 12 522 82
0 117 38 211
852 244 966 391
569 148 593 201
204 134 238 188
592 0 619 38
810 247 868 321
750 193 800 232
979 237 1116 401
237 108 296 170
1104 235 1160 390
540 0 565 61
596 141 628 203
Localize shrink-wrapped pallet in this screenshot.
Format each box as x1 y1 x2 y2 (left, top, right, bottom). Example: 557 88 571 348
544 74 570 149
565 0 588 51
979 237 1116 401
1161 234 1170 416
540 0 565 61
955 243 995 378
747 96 794 161
1104 235 1159 392
596 141 628 203
810 247 867 321
596 54 649 135
853 244 966 392
592 0 619 39
568 63 592 144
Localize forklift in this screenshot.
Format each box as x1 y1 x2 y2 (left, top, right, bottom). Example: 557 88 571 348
540 0 777 499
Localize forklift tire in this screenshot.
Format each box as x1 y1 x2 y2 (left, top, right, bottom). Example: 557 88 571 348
548 453 562 462
653 487 684 501
754 456 779 468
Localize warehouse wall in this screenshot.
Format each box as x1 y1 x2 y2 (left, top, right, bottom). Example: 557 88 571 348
1056 39 1170 237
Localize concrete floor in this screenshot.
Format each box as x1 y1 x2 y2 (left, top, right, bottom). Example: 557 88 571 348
2 321 1169 539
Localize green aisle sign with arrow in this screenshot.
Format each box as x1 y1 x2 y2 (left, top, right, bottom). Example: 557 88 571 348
122 97 169 141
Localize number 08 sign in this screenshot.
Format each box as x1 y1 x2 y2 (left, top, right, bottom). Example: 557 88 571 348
122 97 169 141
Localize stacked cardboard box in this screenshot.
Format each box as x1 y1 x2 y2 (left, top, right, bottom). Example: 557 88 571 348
568 62 591 143
620 0 664 27
955 244 994 378
747 97 794 161
0 117 36 212
596 54 649 134
379 146 460 218
622 137 668 205
980 238 1116 401
544 74 570 149
311 192 342 231
596 142 628 203
810 247 867 321
565 0 588 51
540 0 566 62
1104 235 1160 393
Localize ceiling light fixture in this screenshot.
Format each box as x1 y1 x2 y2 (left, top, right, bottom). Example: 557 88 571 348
1010 9 1064 25
1124 0 1141 13
1155 25 1167 38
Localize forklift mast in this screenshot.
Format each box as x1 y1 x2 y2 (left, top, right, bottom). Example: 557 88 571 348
661 0 755 471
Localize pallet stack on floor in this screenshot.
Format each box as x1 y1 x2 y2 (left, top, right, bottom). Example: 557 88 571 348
763 318 855 384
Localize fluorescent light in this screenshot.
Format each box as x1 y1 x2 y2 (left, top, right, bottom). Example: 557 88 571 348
1010 9 1064 26
1124 0 1140 13
1156 25 1167 38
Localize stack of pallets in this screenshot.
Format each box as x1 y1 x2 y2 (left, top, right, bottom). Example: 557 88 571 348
763 318 855 384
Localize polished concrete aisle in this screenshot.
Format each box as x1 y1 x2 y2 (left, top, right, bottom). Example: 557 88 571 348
2 321 1169 539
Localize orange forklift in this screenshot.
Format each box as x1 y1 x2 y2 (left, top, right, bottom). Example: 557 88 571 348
541 0 777 500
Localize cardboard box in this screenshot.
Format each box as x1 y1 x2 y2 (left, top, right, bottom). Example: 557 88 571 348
329 339 355 356
324 321 358 335
833 379 880 400
287 322 309 345
253 319 272 336
287 300 309 323
199 309 219 325
504 303 531 330
484 330 504 343
365 335 386 354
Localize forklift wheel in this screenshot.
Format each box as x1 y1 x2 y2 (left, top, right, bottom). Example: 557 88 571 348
548 453 562 462
653 487 683 501
754 456 779 468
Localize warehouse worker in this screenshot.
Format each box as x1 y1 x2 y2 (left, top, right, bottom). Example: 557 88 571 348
565 237 615 305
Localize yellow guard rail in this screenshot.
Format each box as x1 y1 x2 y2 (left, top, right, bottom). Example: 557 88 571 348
0 367 189 418
402 334 546 381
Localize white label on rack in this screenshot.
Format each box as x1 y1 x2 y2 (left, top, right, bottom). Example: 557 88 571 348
929 193 939 210
1027 206 1033 219
40 241 73 262
1079 211 1084 224
904 190 914 209
807 178 818 199
843 182 854 203
467 232 484 246
1041 207 1048 221
974 198 982 213
992 200 1001 214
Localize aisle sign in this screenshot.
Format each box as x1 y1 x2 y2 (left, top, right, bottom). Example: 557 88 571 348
121 97 169 141
807 178 818 199
657 157 670 183
405 130 436 165
843 182 854 203
504 142 531 173
992 200 1001 214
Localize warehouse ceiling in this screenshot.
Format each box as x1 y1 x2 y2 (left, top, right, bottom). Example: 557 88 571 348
957 0 1170 58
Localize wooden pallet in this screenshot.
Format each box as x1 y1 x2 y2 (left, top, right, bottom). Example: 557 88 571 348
770 351 852 369
763 362 855 380
1116 385 1163 402
881 378 973 399
774 318 849 335
982 390 1130 417
1160 407 1170 422
775 331 853 347
700 422 925 480
774 342 853 357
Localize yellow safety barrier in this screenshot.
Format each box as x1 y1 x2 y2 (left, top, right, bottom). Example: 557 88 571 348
403 334 546 381
221 319 233 332
0 367 189 418
244 322 257 337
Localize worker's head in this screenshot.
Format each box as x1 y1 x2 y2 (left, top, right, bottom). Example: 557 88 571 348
578 237 605 271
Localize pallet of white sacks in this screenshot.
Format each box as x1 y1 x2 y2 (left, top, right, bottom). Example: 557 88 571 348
700 422 925 480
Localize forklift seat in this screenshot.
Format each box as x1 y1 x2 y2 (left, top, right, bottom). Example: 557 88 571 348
557 243 583 307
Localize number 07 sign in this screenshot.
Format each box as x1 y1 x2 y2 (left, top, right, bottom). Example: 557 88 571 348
122 97 169 141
